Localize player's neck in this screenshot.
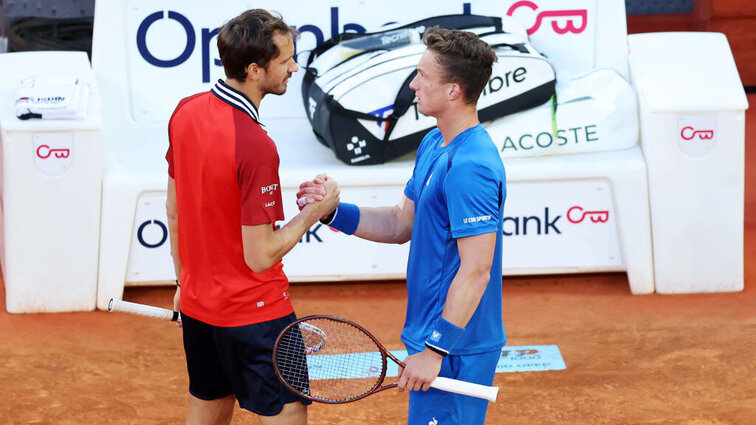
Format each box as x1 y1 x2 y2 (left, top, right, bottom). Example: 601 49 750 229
224 78 263 110
437 106 479 147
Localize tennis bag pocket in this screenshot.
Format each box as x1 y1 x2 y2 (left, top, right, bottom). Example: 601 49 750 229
301 14 557 165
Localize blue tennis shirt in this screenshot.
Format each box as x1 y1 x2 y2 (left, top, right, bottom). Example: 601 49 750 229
402 124 507 355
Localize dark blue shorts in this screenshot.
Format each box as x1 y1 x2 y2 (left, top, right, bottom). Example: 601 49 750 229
407 347 500 425
181 312 311 416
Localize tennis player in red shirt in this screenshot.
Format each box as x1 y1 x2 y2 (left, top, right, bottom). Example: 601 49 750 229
166 9 338 425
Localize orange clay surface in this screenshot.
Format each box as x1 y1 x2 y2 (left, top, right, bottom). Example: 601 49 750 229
0 95 754 425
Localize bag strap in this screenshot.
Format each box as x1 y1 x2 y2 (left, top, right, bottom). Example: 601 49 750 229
381 70 418 141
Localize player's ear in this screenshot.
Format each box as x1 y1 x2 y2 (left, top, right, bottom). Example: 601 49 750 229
246 62 261 82
448 83 461 101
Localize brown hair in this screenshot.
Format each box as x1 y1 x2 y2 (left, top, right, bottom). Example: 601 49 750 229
422 27 497 105
217 9 295 83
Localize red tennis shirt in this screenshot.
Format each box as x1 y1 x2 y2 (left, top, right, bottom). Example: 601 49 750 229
166 79 293 327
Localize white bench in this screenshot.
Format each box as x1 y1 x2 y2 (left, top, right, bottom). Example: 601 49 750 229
90 0 659 311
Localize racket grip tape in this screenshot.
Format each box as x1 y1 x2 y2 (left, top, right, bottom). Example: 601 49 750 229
108 298 179 321
430 376 499 403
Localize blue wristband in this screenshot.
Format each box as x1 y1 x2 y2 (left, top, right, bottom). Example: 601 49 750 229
325 202 360 235
424 317 465 356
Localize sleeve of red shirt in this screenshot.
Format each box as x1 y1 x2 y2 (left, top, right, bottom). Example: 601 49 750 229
236 134 285 226
165 141 174 179
166 113 175 179
167 97 193 180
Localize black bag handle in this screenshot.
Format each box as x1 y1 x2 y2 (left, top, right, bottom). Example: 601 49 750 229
308 14 503 67
489 42 529 54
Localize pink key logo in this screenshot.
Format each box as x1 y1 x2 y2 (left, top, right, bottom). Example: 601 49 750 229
567 206 609 224
506 1 588 35
33 134 73 177
680 126 715 141
36 144 71 159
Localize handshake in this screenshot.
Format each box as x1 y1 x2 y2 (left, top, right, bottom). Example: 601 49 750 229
295 173 340 221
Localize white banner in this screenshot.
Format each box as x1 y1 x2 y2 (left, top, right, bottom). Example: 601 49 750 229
501 179 622 271
125 179 622 283
123 0 620 123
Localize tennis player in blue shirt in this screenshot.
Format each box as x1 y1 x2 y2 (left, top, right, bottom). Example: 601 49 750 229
298 27 506 425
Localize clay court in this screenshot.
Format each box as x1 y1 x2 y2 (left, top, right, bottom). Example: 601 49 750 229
0 95 753 424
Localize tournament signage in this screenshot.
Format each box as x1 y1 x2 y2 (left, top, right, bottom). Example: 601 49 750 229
500 180 621 270
124 0 613 123
505 0 597 78
125 179 622 282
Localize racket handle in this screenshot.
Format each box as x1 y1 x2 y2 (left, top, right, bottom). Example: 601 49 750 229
430 376 499 402
108 298 179 322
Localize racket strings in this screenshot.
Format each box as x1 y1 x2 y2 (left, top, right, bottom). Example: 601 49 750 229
276 318 385 402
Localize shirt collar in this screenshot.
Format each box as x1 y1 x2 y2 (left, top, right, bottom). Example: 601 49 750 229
211 79 260 123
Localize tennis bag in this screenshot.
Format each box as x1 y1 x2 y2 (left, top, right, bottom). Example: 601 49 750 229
301 14 557 165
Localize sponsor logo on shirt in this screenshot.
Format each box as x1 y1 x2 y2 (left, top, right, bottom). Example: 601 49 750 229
265 201 276 208
256 301 265 308
463 215 492 224
429 418 438 425
261 183 279 195
430 331 441 341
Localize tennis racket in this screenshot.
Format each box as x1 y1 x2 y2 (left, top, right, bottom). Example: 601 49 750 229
107 299 328 355
273 315 499 404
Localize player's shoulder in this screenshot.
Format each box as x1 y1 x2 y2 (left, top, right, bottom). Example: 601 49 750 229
456 130 504 172
174 91 209 114
235 118 278 158
169 91 210 126
418 127 442 155
234 114 271 142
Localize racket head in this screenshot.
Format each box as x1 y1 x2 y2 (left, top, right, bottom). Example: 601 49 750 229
273 315 392 404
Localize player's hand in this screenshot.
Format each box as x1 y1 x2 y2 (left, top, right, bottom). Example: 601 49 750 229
296 173 328 210
305 177 340 218
397 348 443 392
173 286 182 328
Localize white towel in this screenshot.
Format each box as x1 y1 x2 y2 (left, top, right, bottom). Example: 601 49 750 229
15 75 89 120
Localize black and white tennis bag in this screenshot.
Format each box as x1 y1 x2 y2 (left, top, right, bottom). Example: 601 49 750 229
301 14 557 165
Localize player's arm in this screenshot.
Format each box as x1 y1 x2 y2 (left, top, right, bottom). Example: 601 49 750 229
397 232 496 392
441 232 497 326
242 178 340 273
351 195 415 244
166 177 181 317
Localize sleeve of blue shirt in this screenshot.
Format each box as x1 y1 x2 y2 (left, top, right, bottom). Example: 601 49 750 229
404 170 417 202
445 160 502 239
404 130 437 202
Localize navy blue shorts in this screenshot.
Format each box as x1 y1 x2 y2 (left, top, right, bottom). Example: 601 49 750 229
407 347 500 425
181 312 311 416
